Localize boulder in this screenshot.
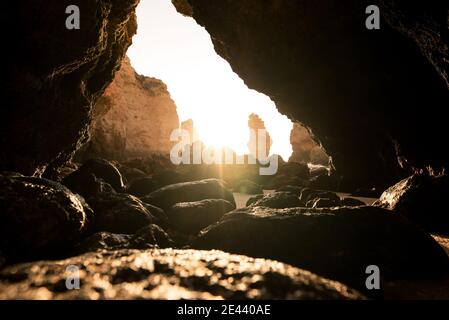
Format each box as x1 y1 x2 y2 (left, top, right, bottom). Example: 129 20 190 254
127 177 159 197
167 199 235 235
141 179 235 210
308 197 340 208
63 159 125 194
234 179 263 195
86 193 167 234
341 197 366 207
374 173 449 234
301 189 340 204
75 224 174 254
193 206 449 292
250 192 303 209
0 249 364 300
246 194 264 207
0 175 91 260
275 185 303 196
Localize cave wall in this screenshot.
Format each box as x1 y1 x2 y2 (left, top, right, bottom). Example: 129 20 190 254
1 0 139 177
77 57 180 161
173 0 449 190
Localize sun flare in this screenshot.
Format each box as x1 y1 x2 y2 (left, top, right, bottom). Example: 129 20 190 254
127 0 293 159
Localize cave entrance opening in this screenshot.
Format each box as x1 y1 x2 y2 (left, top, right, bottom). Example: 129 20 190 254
127 0 294 161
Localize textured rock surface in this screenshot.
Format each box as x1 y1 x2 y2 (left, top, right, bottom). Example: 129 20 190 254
289 122 329 165
174 0 449 190
0 175 91 260
374 173 449 234
78 57 180 161
0 249 364 300
1 0 138 176
168 199 235 234
194 206 449 291
141 179 236 210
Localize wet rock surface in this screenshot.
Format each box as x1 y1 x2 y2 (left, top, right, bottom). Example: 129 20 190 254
374 173 449 234
0 175 91 261
168 200 235 235
193 206 449 292
0 249 364 300
141 179 236 210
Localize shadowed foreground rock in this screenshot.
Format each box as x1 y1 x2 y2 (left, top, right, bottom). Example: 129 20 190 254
0 175 91 261
193 206 449 292
0 249 363 300
374 173 449 234
141 179 236 210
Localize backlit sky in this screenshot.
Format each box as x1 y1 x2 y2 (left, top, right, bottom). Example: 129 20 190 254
127 0 293 159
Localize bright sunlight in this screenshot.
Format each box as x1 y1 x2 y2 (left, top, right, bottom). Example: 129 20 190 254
127 0 293 160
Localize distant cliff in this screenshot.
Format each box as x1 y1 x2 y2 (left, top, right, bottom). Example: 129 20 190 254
78 57 180 161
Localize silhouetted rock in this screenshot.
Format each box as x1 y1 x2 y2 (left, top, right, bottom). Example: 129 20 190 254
127 177 159 197
87 193 167 234
234 179 263 195
301 189 340 205
75 224 174 254
193 206 449 293
0 249 364 300
250 192 303 209
168 200 235 235
341 197 366 207
374 173 449 234
351 187 382 198
63 159 124 196
0 175 91 261
141 179 236 210
246 194 264 207
275 185 304 196
308 198 341 208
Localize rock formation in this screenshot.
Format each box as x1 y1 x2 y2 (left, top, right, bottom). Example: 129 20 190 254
289 122 329 165
248 113 272 159
78 57 180 161
1 0 139 177
173 0 449 190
